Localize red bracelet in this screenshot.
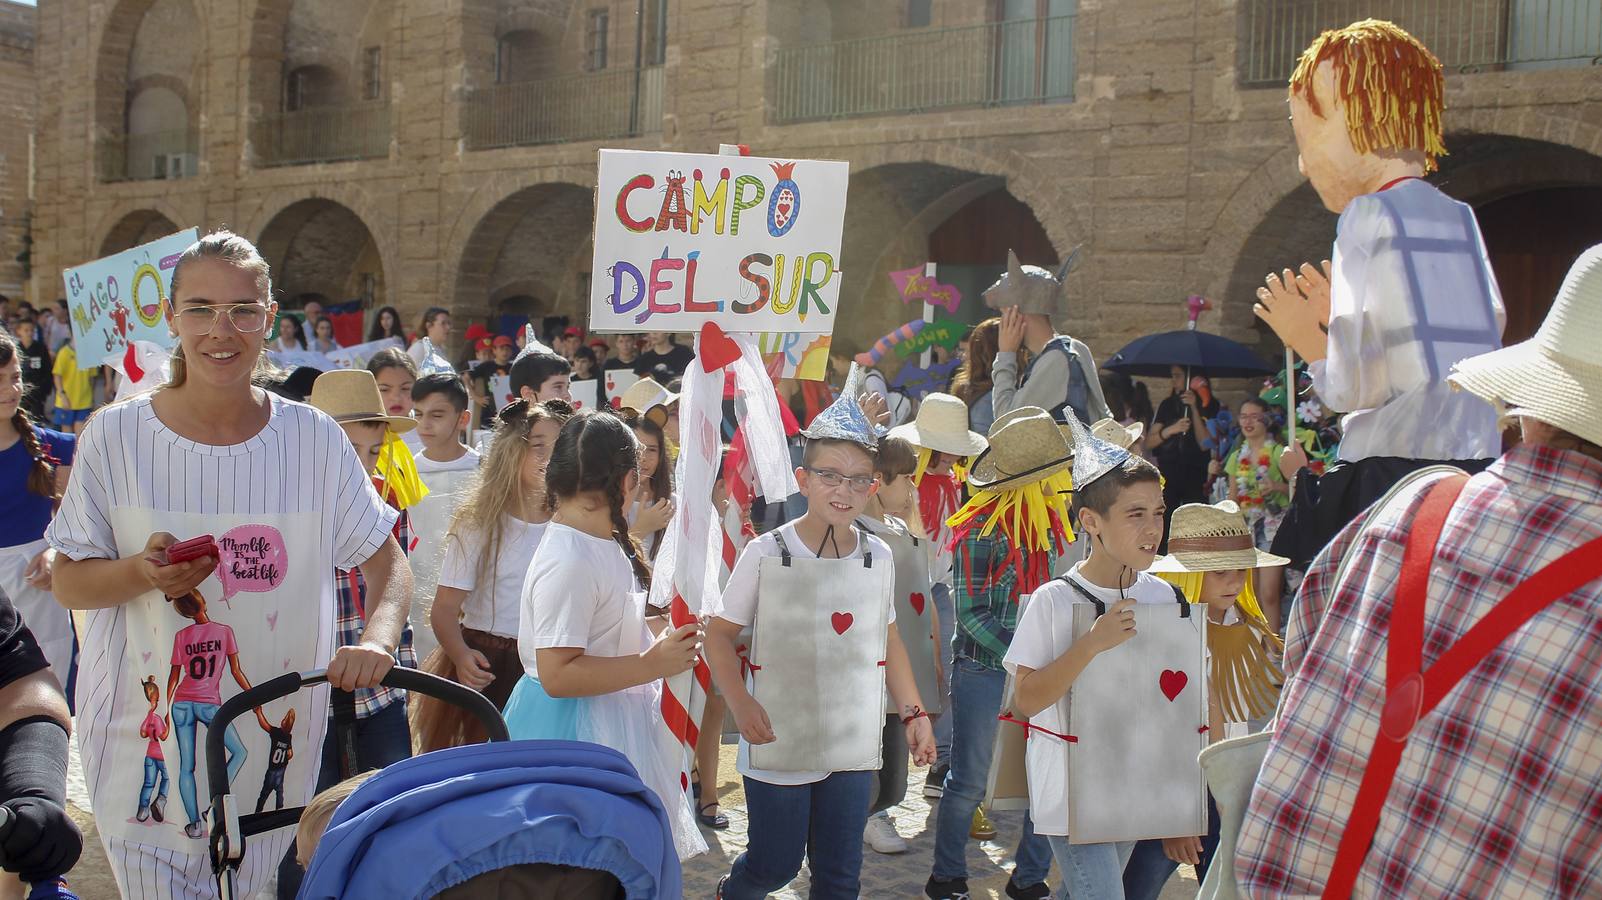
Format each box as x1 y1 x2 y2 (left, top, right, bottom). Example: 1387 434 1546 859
901 707 928 725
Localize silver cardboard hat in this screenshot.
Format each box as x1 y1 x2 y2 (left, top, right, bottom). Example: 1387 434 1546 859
800 362 885 449
513 323 558 363
1061 409 1131 490
981 246 1083 317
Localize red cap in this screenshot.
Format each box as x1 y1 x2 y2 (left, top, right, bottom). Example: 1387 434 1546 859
588 338 609 349
476 338 494 351
464 323 491 341
492 335 514 348
563 326 582 337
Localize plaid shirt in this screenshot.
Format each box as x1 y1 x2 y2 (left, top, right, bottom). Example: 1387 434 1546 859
333 505 417 719
1238 445 1602 898
953 517 1053 670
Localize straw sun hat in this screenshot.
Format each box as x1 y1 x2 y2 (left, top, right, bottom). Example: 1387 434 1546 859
308 369 416 434
1148 501 1289 573
1090 417 1144 451
1449 243 1602 448
887 392 988 457
620 377 677 415
966 406 1073 491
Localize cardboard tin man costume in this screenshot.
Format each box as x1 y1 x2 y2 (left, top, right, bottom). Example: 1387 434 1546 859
1057 413 1209 843
1254 19 1506 568
748 365 895 772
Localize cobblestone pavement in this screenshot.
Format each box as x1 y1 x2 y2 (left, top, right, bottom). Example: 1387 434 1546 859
65 735 1196 899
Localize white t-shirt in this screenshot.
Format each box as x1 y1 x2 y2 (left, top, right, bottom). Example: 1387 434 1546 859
711 521 895 786
519 522 641 677
415 446 480 475
438 516 546 638
1002 562 1182 836
45 392 395 893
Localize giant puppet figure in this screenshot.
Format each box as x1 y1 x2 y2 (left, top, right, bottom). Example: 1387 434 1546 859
1253 19 1505 567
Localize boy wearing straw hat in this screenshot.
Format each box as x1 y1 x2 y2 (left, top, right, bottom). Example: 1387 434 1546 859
925 406 1071 900
1237 245 1602 897
278 370 419 896
1002 414 1178 898
1252 20 1505 570
887 392 988 794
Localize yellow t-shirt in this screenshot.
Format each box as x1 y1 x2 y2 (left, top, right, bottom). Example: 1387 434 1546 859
52 345 94 410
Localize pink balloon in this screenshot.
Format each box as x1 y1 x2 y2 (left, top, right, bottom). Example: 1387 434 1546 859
216 525 288 602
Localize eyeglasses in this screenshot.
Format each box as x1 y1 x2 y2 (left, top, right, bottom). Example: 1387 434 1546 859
175 304 270 334
1237 414 1266 424
804 467 878 492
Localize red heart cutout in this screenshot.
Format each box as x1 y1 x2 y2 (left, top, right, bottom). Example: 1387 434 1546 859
1159 669 1188 702
909 592 926 616
699 322 742 373
831 612 853 635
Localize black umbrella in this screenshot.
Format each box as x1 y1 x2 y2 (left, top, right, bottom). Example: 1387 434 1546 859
1103 329 1276 378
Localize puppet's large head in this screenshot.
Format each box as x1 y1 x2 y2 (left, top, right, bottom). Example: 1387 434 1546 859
1288 19 1446 213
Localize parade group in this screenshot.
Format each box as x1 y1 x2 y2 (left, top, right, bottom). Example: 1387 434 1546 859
1 18 1600 900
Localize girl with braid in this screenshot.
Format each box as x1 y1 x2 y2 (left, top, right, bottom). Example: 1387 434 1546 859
503 408 707 859
0 332 75 690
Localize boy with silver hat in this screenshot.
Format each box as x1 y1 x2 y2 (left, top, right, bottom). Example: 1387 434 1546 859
986 249 1113 427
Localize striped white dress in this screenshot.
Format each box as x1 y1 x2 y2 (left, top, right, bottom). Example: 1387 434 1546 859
46 391 396 899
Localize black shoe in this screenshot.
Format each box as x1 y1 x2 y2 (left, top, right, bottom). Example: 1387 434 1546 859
923 762 949 799
925 876 970 900
1005 879 1051 900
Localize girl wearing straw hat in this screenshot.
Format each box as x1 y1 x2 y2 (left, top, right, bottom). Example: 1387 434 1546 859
1132 501 1289 896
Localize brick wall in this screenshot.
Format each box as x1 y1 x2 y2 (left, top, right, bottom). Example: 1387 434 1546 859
0 0 30 298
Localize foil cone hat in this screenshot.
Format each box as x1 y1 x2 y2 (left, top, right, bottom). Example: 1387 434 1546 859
800 362 884 449
1062 409 1131 490
513 323 558 363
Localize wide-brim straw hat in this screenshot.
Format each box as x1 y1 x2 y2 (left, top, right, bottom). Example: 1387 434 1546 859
1090 417 1144 451
620 377 677 415
1148 501 1289 572
308 369 416 434
1449 243 1602 448
967 406 1073 491
888 392 988 457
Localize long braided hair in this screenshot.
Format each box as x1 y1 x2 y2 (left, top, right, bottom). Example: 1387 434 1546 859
0 332 57 497
544 408 652 587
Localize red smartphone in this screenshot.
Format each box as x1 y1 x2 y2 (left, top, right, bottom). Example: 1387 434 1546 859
164 535 218 565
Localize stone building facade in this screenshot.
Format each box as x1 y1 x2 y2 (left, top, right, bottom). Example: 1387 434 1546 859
27 0 1602 375
0 0 32 299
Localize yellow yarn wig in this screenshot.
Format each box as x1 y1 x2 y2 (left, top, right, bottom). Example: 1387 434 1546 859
947 468 1075 595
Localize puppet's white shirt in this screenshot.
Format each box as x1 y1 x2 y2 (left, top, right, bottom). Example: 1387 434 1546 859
1309 179 1505 462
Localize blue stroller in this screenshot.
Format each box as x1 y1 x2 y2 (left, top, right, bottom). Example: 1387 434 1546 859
205 669 681 899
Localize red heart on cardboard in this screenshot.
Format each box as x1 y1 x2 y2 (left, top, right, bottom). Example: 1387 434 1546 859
1159 669 1188 702
699 321 742 373
909 592 926 616
831 612 853 635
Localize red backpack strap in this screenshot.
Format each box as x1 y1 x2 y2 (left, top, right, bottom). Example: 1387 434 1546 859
1322 475 1602 897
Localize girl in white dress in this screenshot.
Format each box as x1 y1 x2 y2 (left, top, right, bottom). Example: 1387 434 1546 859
503 408 707 859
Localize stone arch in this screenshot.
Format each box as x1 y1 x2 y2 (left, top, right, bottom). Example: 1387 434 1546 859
98 208 183 257
253 198 389 311
93 0 206 138
448 180 594 330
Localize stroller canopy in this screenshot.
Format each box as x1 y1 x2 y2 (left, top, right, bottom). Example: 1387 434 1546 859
298 739 680 900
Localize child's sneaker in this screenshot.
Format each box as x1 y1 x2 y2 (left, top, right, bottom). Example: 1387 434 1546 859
183 821 204 839
969 807 997 840
924 876 970 900
150 795 165 822
863 812 908 854
135 803 150 822
1004 878 1052 900
923 762 948 799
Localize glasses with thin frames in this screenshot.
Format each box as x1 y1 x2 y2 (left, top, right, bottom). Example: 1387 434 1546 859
175 304 271 334
804 466 878 492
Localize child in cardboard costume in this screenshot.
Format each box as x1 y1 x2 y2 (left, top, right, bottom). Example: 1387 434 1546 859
707 365 936 900
1254 19 1505 568
987 250 1113 428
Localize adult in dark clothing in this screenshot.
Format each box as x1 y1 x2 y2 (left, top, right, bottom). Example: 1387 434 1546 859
635 332 695 378
9 321 50 421
1147 366 1218 544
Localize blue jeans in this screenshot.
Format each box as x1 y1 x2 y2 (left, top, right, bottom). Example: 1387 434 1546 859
932 581 955 763
171 700 246 826
139 756 169 808
1048 837 1135 899
930 658 1054 887
722 771 873 900
276 699 412 898
1121 794 1223 900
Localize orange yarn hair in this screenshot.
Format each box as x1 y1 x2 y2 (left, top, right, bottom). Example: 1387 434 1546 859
1289 19 1448 173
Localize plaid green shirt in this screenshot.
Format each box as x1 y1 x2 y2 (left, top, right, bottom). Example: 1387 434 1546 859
952 516 1054 670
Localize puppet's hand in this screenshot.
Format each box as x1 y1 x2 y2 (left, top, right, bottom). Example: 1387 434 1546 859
1254 262 1331 362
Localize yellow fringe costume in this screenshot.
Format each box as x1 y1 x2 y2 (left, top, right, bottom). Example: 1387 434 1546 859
1160 572 1283 723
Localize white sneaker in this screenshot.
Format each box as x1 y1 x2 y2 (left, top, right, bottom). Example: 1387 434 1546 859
863 813 909 854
